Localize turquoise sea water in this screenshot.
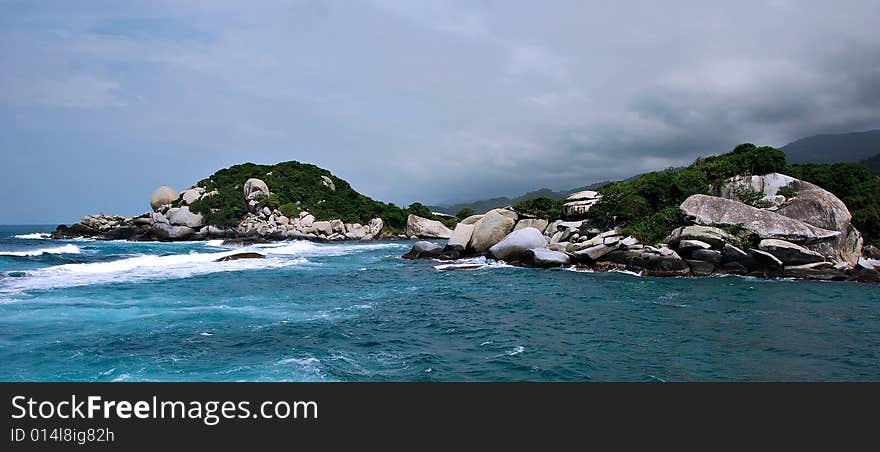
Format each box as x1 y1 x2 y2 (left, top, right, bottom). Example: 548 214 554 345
0 224 878 381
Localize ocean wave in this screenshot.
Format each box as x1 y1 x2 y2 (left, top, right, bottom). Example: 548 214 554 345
0 249 308 293
0 244 81 257
433 256 516 271
13 232 51 239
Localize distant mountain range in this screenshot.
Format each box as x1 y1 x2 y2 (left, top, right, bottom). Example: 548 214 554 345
782 129 880 164
430 129 880 215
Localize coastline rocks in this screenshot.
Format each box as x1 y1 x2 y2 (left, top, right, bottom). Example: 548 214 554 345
680 194 839 244
572 243 618 261
488 227 548 260
758 239 824 265
469 209 518 253
444 223 475 258
598 250 692 277
150 186 179 212
524 249 570 268
667 226 734 249
863 245 880 260
405 215 453 239
243 178 270 201
368 218 384 236
402 241 443 260
166 206 204 228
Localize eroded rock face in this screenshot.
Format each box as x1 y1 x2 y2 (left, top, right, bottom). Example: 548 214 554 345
150 186 179 212
514 219 549 233
488 227 548 260
405 215 454 239
668 226 734 249
469 209 517 253
680 194 839 244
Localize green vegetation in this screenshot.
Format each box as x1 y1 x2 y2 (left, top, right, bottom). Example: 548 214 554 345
720 224 761 250
787 162 880 246
777 186 798 198
188 161 455 232
455 208 475 220
586 144 787 244
733 186 764 207
511 197 563 220
860 153 880 176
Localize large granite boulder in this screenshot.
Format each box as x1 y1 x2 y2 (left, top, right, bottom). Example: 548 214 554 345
166 206 203 228
445 223 475 252
488 227 548 260
524 249 570 268
758 239 824 265
149 186 179 212
562 190 602 219
720 173 863 267
405 215 454 239
243 178 270 201
680 194 839 244
368 218 384 236
469 209 518 253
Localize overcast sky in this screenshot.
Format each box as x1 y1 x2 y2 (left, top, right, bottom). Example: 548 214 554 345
2 0 879 223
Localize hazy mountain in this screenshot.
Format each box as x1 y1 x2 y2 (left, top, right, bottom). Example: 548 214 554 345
782 129 880 163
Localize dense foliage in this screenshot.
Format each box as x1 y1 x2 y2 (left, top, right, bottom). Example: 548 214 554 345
787 162 880 246
585 144 788 244
188 161 452 232
511 197 563 220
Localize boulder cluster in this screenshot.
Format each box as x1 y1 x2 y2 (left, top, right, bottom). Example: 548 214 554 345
403 172 879 282
53 178 385 242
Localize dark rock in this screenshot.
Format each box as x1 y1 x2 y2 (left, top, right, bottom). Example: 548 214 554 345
686 259 715 277
214 252 265 262
599 250 692 277
749 249 783 271
402 241 443 260
782 265 847 281
863 245 880 260
717 261 749 275
101 226 139 241
690 249 723 264
848 268 880 283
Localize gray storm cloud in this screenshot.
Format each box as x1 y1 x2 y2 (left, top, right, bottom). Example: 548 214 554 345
1 0 879 222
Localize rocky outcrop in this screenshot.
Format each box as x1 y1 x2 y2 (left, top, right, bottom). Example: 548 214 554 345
469 209 517 253
680 194 839 243
150 186 179 212
405 215 453 239
562 190 601 219
488 227 548 260
598 250 692 277
166 206 204 228
181 187 205 205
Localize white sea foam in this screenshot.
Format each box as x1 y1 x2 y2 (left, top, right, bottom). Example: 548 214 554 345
609 268 643 277
13 232 51 239
433 256 516 271
0 248 308 293
0 244 81 257
506 346 525 356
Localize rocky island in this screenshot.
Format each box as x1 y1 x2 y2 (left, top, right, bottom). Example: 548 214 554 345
53 144 880 282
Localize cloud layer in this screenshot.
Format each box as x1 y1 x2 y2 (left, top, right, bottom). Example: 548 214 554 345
1 0 879 222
